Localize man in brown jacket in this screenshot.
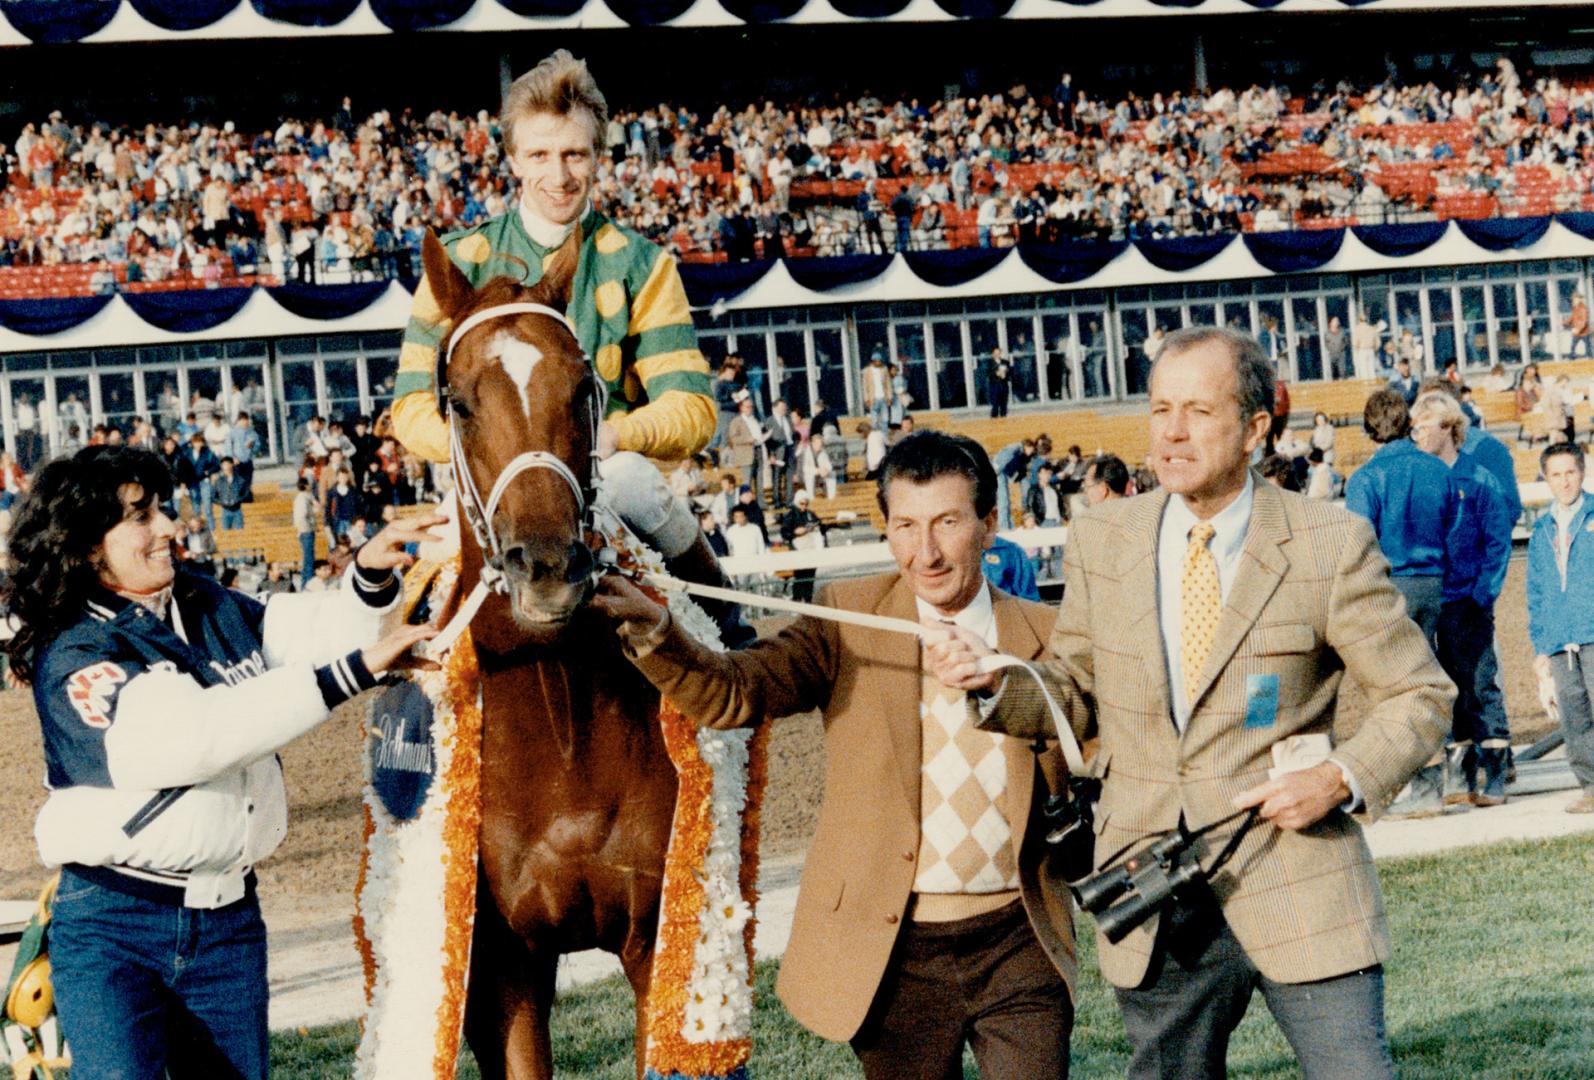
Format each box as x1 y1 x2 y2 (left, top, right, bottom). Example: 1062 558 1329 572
929 326 1453 1079
595 430 1075 1079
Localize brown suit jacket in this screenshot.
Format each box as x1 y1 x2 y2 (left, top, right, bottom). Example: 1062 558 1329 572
987 479 1453 989
626 573 1076 1042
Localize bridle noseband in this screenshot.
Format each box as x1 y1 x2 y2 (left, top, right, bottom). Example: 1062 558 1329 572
440 301 608 595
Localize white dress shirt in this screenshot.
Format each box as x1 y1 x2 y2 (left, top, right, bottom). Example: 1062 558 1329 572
916 581 998 651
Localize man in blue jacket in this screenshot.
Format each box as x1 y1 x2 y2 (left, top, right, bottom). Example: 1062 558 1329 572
1526 442 1594 814
1412 391 1513 806
1345 389 1463 651
1346 388 1462 815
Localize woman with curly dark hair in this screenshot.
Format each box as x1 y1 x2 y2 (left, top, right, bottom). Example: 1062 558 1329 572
3 445 441 1079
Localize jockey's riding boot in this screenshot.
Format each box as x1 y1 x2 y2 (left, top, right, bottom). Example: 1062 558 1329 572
665 532 758 649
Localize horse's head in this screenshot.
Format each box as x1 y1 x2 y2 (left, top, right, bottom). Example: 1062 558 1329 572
423 228 600 641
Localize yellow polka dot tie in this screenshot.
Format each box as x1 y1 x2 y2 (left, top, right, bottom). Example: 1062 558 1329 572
1181 522 1220 706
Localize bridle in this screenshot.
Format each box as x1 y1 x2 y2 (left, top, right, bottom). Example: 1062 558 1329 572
439 301 607 596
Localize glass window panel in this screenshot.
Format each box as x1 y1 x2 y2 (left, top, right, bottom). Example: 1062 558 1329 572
969 319 1000 407
1255 299 1287 369
770 331 806 416
146 369 184 438
229 363 273 459
280 360 319 460
1119 308 1151 396
728 333 772 418
1004 317 1038 404
1323 295 1353 380
1524 280 1554 363
931 322 968 409
98 371 138 440
323 358 360 423
1427 287 1456 371
856 321 892 398
1078 314 1112 400
893 323 930 414
1490 284 1521 369
1185 303 1219 328
1394 291 1425 372
1151 305 1182 334
812 328 848 417
1291 297 1322 382
1040 314 1071 403
8 377 47 471
186 367 223 423
1358 290 1393 373
54 375 91 452
1555 277 1586 359
1458 286 1489 370
365 354 399 420
697 331 730 377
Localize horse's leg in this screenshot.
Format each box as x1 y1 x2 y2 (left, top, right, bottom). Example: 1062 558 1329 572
617 934 655 1080
465 882 559 1080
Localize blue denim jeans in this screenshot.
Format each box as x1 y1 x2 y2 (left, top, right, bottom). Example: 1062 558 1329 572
299 531 316 585
49 869 269 1080
221 507 245 530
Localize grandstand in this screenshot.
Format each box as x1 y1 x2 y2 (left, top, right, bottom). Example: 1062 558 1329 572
1 1 1593 563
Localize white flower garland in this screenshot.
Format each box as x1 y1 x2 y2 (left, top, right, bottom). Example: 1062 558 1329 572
353 560 479 1080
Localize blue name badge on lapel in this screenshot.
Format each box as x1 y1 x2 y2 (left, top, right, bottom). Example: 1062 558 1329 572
1244 674 1280 729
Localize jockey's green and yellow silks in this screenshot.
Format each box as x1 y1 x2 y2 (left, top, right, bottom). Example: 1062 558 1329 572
392 206 714 463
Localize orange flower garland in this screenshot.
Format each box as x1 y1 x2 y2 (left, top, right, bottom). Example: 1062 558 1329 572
432 629 484 1077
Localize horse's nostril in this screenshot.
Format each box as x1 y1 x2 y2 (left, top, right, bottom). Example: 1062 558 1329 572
502 545 530 574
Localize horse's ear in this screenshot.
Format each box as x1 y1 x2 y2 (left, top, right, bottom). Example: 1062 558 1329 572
421 230 473 319
537 223 581 308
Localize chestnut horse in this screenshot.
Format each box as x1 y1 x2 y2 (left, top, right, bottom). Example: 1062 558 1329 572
420 230 677 1079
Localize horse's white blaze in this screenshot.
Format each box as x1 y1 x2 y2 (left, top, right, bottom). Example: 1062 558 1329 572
488 330 543 417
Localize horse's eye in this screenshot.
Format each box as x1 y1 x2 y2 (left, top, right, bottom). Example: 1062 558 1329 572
449 394 473 421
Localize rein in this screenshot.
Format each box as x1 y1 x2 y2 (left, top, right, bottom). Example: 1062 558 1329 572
440 301 608 597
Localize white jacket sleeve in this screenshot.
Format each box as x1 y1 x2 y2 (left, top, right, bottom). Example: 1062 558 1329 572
106 663 330 789
261 561 401 669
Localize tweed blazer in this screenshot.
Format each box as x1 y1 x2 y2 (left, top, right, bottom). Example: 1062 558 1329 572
626 573 1075 1042
986 478 1453 989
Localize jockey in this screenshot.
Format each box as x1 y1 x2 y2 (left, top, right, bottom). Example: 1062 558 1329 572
391 49 748 641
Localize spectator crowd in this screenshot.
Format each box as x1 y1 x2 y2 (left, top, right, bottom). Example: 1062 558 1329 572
5 58 1594 290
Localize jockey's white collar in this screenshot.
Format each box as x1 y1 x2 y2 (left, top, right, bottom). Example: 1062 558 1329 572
519 197 591 249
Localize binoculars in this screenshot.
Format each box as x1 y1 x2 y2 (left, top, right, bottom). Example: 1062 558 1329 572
1071 831 1208 944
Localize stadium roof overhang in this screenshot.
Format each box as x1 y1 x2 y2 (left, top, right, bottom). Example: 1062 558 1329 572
4 215 1593 351
2 0 1591 46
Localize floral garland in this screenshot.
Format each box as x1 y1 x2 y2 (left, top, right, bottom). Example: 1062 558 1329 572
642 589 772 1080
352 553 770 1080
352 559 483 1080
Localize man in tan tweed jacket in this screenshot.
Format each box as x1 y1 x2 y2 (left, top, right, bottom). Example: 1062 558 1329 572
595 430 1075 1079
930 326 1453 1079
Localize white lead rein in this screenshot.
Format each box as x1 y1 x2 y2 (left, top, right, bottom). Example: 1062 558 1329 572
636 571 1088 775
412 560 1086 775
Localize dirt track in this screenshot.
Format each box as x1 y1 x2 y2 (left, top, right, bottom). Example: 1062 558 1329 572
0 559 1556 920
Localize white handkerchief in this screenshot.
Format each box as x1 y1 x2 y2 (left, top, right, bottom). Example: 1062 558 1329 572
1268 733 1333 780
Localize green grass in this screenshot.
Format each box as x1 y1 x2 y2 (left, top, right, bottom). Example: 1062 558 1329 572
269 834 1594 1078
